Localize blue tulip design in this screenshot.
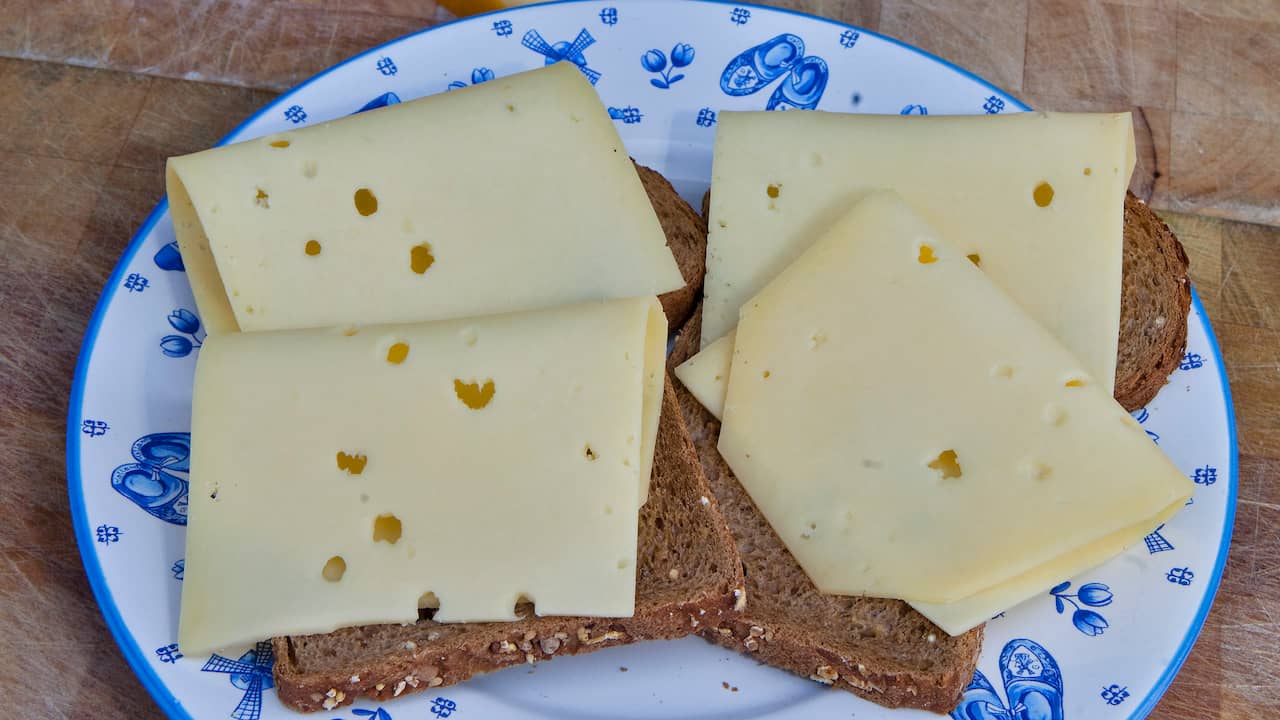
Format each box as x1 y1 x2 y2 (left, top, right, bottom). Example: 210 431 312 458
160 335 194 358
160 307 204 358
642 43 694 89
472 67 495 84
1049 580 1113 637
671 43 696 68
1072 609 1109 636
168 308 200 335
1076 582 1114 607
641 49 667 73
153 241 185 271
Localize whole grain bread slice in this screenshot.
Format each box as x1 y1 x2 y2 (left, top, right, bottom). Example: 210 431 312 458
272 378 745 713
640 162 707 329
668 305 984 713
1114 191 1192 411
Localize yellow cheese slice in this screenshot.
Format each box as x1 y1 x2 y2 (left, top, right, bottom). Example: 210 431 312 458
703 111 1135 394
179 297 666 655
716 191 1192 607
673 330 734 420
168 63 683 335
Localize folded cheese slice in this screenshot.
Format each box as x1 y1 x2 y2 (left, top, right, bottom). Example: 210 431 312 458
168 62 683 336
716 192 1192 623
179 297 666 655
703 110 1135 394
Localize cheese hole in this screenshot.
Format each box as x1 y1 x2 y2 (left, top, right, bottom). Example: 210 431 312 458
254 188 270 209
617 558 629 569
967 253 981 267
454 379 496 409
991 364 1015 380
917 245 938 264
322 556 347 582
354 188 378 216
927 450 962 479
343 326 359 337
410 243 436 274
372 514 402 544
386 342 410 365
1033 181 1055 208
269 139 290 148
507 103 516 112
718 220 728 229
1019 460 1052 481
514 594 534 616
1043 403 1067 426
1083 167 1092 176
1063 376 1088 388
304 239 321 256
336 451 368 475
584 444 597 461
766 184 781 199
418 591 440 609
209 486 219 500
762 370 771 379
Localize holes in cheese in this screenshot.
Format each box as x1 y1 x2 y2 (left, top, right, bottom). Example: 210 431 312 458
766 184 781 199
1033 181 1055 207
269 139 290 148
322 556 347 582
991 364 1015 380
342 327 359 337
410 243 436 274
917 245 938 264
304 239 321 256
254 188 270 209
762 370 771 379
336 451 368 475
1043 403 1068 426
928 450 963 479
1084 167 1093 176
1063 376 1088 388
967 253 982 267
454 379 496 409
584 444 598 461
354 188 378 216
418 591 440 609
386 342 410 365
372 514 402 544
1019 460 1053 481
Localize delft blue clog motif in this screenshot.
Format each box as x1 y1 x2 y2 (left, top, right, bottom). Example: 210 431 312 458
951 638 1065 720
720 34 828 110
110 432 191 525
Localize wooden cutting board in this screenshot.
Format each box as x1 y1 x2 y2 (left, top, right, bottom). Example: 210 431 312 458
0 2 1275 719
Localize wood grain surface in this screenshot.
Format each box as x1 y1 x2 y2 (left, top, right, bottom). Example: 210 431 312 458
0 1 1275 718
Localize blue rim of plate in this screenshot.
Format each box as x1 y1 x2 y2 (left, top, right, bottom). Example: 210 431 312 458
63 1 1238 718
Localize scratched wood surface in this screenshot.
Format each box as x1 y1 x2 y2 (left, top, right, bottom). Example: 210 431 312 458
0 1 1275 718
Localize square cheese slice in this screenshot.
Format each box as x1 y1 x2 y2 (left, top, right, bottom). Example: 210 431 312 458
168 62 683 335
179 297 666 655
703 110 1135 394
716 192 1192 611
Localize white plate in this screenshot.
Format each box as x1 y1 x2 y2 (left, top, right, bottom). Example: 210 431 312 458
66 2 1237 718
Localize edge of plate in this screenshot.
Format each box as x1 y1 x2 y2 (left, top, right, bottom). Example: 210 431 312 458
62 2 1235 719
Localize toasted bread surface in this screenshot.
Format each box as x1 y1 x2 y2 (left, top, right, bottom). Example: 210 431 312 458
638 162 707 328
1115 192 1192 411
273 378 744 712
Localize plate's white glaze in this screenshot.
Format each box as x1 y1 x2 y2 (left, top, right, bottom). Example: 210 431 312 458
66 2 1236 718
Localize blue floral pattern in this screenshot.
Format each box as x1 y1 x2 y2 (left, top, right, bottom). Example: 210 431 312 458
1050 581 1113 637
642 43 695 88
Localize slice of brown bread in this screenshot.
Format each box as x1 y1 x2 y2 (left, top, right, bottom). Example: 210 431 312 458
272 377 745 713
1115 191 1192 411
667 305 984 713
638 162 707 329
